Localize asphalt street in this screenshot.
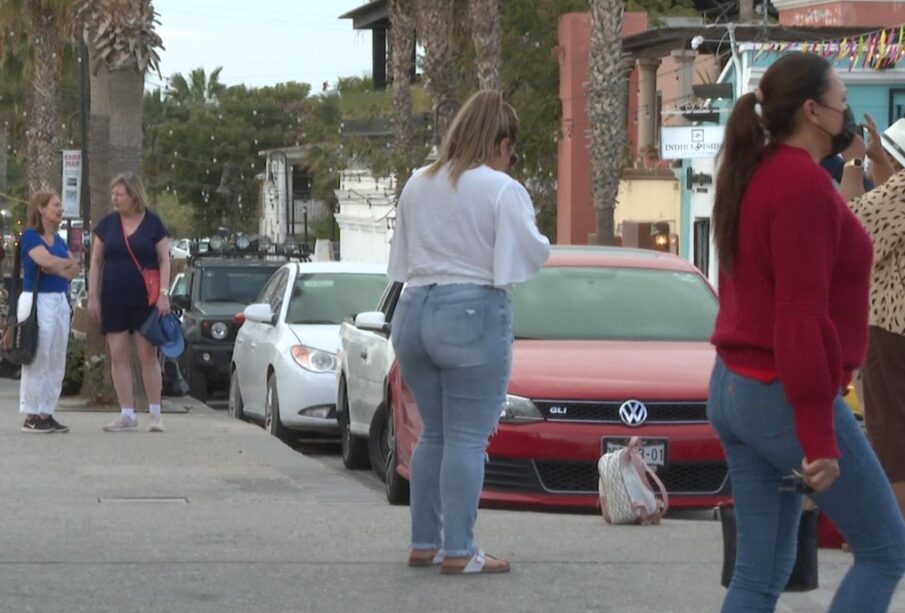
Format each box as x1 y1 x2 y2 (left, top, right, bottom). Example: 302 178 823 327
0 378 901 613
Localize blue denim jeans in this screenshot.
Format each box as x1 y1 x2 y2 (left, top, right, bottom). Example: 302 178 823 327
708 358 905 613
391 283 512 558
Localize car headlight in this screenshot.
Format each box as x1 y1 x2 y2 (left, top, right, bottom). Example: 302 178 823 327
210 321 229 340
499 394 544 424
290 345 337 373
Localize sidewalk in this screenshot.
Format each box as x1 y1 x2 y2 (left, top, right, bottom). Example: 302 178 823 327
0 379 901 613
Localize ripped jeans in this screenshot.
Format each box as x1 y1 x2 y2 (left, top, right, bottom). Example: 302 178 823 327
391 283 512 557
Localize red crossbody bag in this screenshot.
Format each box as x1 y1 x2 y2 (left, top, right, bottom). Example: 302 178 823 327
120 215 160 306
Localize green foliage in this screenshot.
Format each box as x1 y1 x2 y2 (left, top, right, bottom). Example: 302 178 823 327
62 336 85 396
143 76 312 236
151 190 193 238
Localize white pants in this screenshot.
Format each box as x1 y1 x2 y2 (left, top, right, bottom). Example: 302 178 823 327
19 292 70 415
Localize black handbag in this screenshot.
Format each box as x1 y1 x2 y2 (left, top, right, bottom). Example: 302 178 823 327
716 504 819 592
1 238 41 366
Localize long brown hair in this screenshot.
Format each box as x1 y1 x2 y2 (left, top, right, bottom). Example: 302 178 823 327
713 53 832 273
427 89 518 187
26 191 59 235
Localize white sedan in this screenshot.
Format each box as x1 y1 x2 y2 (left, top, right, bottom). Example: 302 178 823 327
228 261 389 441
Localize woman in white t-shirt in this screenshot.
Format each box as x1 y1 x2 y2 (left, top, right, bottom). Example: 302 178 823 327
388 90 550 575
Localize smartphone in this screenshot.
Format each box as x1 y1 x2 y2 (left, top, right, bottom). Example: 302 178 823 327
778 472 815 494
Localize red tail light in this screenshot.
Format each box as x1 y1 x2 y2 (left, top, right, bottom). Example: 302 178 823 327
234 313 246 325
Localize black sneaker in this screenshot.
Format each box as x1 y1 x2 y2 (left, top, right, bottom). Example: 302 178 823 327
47 416 69 433
22 417 54 434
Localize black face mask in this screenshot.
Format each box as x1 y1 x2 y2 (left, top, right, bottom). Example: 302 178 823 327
818 104 858 156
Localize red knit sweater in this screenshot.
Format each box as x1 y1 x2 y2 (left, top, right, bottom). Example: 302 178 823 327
711 144 873 460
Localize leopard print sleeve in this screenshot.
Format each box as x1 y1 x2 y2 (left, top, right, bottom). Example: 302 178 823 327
848 169 905 335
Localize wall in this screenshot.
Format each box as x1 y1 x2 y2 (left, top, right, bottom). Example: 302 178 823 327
614 172 681 237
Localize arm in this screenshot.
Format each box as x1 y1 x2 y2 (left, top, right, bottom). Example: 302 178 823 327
770 187 843 461
87 237 105 321
840 136 866 201
492 182 551 287
28 245 80 279
864 113 896 187
849 170 905 263
155 236 171 315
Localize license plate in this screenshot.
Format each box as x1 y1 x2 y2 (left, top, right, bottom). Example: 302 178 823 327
602 437 668 469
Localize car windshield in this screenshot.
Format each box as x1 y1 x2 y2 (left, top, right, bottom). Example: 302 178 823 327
512 266 717 341
199 267 279 303
286 273 388 325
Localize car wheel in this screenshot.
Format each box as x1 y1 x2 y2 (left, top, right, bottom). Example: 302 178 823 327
265 374 292 443
228 367 246 421
384 396 409 506
368 402 389 481
339 380 370 470
186 358 208 403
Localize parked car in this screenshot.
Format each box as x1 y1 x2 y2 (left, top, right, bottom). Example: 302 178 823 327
171 256 286 402
336 281 403 470
169 238 191 260
228 261 388 441
381 246 729 510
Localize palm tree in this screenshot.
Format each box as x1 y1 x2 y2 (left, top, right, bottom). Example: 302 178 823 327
418 0 459 141
0 0 74 194
75 0 162 406
468 0 501 90
389 0 416 194
166 67 225 108
587 0 628 245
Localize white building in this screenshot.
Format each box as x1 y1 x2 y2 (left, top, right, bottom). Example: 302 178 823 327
258 146 328 249
334 168 397 263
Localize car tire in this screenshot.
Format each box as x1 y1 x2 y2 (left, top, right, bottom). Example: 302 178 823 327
384 396 409 506
228 367 246 421
338 380 370 470
368 401 390 482
266 373 292 443
186 357 208 403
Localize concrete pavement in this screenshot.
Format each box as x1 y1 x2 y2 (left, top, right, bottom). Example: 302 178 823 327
0 378 902 613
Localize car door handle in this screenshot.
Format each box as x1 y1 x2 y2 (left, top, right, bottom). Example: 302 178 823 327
250 343 257 350
360 351 368 360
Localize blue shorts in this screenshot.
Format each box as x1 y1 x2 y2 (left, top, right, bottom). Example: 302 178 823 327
100 299 155 335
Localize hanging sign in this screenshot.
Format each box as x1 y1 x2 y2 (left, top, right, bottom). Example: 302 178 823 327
660 126 725 160
61 150 82 219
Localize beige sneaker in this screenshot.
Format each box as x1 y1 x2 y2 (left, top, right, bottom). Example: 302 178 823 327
102 414 138 433
148 413 165 433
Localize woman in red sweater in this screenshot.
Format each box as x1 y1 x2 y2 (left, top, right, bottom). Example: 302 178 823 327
709 52 905 612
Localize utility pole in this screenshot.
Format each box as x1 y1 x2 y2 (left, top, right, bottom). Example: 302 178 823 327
79 35 91 273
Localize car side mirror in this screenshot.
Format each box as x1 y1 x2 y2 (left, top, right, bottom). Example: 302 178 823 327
244 303 275 325
354 311 389 335
172 294 190 310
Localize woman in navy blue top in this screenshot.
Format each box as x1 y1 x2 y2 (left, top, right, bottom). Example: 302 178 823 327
19 191 81 434
87 173 171 433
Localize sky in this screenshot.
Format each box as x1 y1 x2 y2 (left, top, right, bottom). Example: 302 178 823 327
148 0 375 92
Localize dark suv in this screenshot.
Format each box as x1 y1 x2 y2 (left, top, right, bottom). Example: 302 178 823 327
172 257 284 402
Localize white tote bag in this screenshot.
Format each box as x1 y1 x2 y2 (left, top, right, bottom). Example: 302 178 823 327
597 436 669 525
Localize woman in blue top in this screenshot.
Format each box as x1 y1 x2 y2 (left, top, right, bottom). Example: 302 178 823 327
87 173 170 433
19 191 81 433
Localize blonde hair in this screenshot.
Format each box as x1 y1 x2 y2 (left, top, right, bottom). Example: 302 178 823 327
110 172 148 214
427 89 519 187
26 191 59 235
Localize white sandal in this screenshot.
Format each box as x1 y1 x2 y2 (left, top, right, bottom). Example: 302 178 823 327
440 549 510 575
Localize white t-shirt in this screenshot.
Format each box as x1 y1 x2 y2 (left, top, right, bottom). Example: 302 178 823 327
387 163 551 289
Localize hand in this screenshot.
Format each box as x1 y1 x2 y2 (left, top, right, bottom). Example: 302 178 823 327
87 296 101 322
801 457 840 493
156 294 171 316
842 133 866 162
864 113 888 164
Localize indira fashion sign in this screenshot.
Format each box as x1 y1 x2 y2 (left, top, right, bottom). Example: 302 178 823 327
660 126 725 160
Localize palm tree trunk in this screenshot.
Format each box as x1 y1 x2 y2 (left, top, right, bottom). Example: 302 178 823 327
418 0 459 142
26 2 62 194
389 0 416 195
0 124 8 199
468 0 501 90
588 0 628 246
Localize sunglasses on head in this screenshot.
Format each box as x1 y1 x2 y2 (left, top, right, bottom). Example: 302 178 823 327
509 152 519 169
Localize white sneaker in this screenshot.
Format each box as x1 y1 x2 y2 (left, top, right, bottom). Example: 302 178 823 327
102 414 138 433
148 413 165 433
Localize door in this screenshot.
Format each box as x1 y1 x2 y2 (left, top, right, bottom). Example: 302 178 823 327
357 282 403 427
238 268 288 417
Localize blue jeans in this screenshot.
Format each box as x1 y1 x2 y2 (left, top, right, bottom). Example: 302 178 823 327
391 284 512 558
708 358 905 612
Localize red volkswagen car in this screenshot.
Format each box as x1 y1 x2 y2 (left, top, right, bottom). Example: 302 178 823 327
381 246 729 510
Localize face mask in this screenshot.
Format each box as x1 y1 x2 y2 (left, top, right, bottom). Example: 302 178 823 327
818 104 857 156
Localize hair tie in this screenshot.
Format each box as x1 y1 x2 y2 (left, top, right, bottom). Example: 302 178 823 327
754 103 764 118
754 87 764 103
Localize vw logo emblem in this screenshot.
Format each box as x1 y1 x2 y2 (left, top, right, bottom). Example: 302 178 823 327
619 400 648 426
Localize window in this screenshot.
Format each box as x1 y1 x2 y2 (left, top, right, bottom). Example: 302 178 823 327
512 266 717 341
286 273 389 325
200 266 281 304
